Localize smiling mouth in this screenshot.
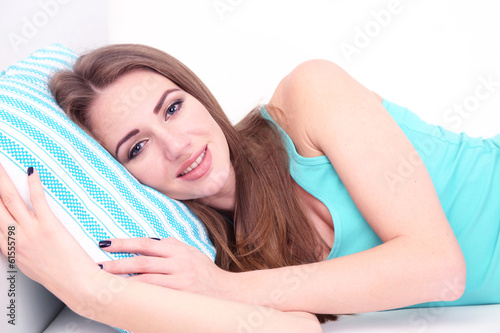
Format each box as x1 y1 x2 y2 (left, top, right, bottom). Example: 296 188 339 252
178 148 207 177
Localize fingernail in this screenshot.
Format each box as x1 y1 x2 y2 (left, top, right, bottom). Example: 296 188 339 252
99 240 112 248
150 237 161 241
27 167 34 176
98 264 103 269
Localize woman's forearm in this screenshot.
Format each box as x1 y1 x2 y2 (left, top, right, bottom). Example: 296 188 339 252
226 236 465 315
68 270 321 333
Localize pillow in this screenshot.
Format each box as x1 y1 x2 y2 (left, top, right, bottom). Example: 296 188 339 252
0 44 215 263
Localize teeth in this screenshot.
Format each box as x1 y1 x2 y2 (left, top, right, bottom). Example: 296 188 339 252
180 149 206 176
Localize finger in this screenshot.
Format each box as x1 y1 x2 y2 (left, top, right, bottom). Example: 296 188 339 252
161 236 207 258
27 168 56 223
0 197 14 236
127 273 181 289
0 164 33 226
99 237 179 257
98 255 176 275
0 225 10 255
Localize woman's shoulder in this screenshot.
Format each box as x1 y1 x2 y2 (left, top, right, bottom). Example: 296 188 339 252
265 60 331 158
266 59 382 158
267 59 336 112
268 59 382 114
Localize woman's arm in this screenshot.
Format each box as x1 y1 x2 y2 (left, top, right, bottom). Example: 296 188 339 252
0 164 321 333
74 269 322 333
221 59 466 314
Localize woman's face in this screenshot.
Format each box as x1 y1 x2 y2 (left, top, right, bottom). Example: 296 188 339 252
89 69 234 204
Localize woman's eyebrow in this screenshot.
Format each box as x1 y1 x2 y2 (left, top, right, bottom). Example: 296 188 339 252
153 88 180 114
115 129 139 157
114 88 180 158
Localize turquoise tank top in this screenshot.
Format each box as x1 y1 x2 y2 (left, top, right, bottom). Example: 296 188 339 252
260 99 500 308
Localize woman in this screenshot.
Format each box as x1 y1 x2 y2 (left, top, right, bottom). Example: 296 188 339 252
1 44 499 332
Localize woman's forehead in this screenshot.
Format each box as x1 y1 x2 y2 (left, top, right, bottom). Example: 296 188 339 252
92 71 175 115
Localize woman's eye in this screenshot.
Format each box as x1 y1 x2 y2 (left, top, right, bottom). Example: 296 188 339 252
165 100 182 120
128 141 146 160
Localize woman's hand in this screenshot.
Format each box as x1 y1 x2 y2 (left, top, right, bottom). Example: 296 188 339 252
98 237 232 299
0 164 101 302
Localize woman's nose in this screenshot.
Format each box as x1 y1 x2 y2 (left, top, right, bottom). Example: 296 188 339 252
159 133 190 161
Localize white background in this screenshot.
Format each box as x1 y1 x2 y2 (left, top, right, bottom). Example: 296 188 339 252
2 0 500 138
1 1 500 332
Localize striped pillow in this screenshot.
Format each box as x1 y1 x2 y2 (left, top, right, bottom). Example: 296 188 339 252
0 44 216 265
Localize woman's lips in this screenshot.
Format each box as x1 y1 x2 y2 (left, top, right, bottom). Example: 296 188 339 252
179 149 206 176
177 146 211 181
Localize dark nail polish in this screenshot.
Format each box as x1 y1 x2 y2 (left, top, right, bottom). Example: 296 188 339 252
27 167 34 176
150 237 161 241
99 240 112 248
98 264 103 269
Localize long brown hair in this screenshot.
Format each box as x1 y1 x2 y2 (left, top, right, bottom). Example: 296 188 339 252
49 44 337 322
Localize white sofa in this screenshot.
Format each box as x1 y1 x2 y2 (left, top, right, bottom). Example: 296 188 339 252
47 303 500 333
46 303 500 333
